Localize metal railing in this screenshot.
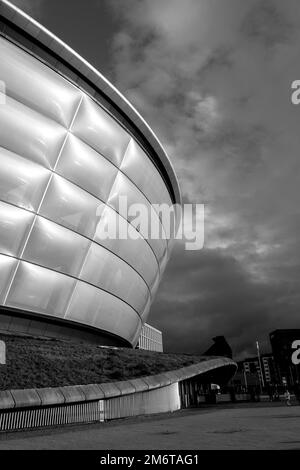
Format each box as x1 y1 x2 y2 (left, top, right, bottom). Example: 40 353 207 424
0 400 104 432
0 383 180 432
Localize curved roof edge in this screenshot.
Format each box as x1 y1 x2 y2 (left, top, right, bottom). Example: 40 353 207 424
0 357 237 409
0 0 181 206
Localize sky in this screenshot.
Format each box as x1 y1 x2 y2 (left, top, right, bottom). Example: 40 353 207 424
9 0 300 358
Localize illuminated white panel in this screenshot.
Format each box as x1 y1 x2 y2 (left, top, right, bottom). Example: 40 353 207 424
0 255 18 303
0 147 51 211
132 322 143 348
56 134 118 202
80 242 149 314
0 201 34 257
23 217 90 277
39 174 105 238
65 281 141 344
121 138 173 207
6 261 75 317
150 275 161 299
121 139 176 242
71 95 130 166
94 205 159 288
0 36 82 127
108 172 168 263
0 93 67 169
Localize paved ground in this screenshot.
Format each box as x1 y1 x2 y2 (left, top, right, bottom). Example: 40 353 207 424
0 402 300 450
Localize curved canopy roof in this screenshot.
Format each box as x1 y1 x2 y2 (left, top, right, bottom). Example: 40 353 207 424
0 356 237 409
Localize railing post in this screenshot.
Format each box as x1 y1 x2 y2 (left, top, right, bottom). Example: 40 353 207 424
0 340 6 365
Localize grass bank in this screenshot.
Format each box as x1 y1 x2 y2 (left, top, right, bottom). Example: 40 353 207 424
0 333 206 390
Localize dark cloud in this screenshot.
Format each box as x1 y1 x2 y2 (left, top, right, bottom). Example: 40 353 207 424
9 0 117 69
241 0 293 47
106 0 300 358
150 242 300 358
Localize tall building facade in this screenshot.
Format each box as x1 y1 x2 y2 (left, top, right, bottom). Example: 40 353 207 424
137 323 163 352
0 1 181 347
234 354 278 390
270 329 300 387
243 354 277 385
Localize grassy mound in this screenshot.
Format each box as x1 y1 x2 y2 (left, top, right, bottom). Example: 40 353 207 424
0 333 206 390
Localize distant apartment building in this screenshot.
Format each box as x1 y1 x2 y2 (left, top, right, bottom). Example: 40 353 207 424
233 353 278 390
137 323 163 352
243 354 277 384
